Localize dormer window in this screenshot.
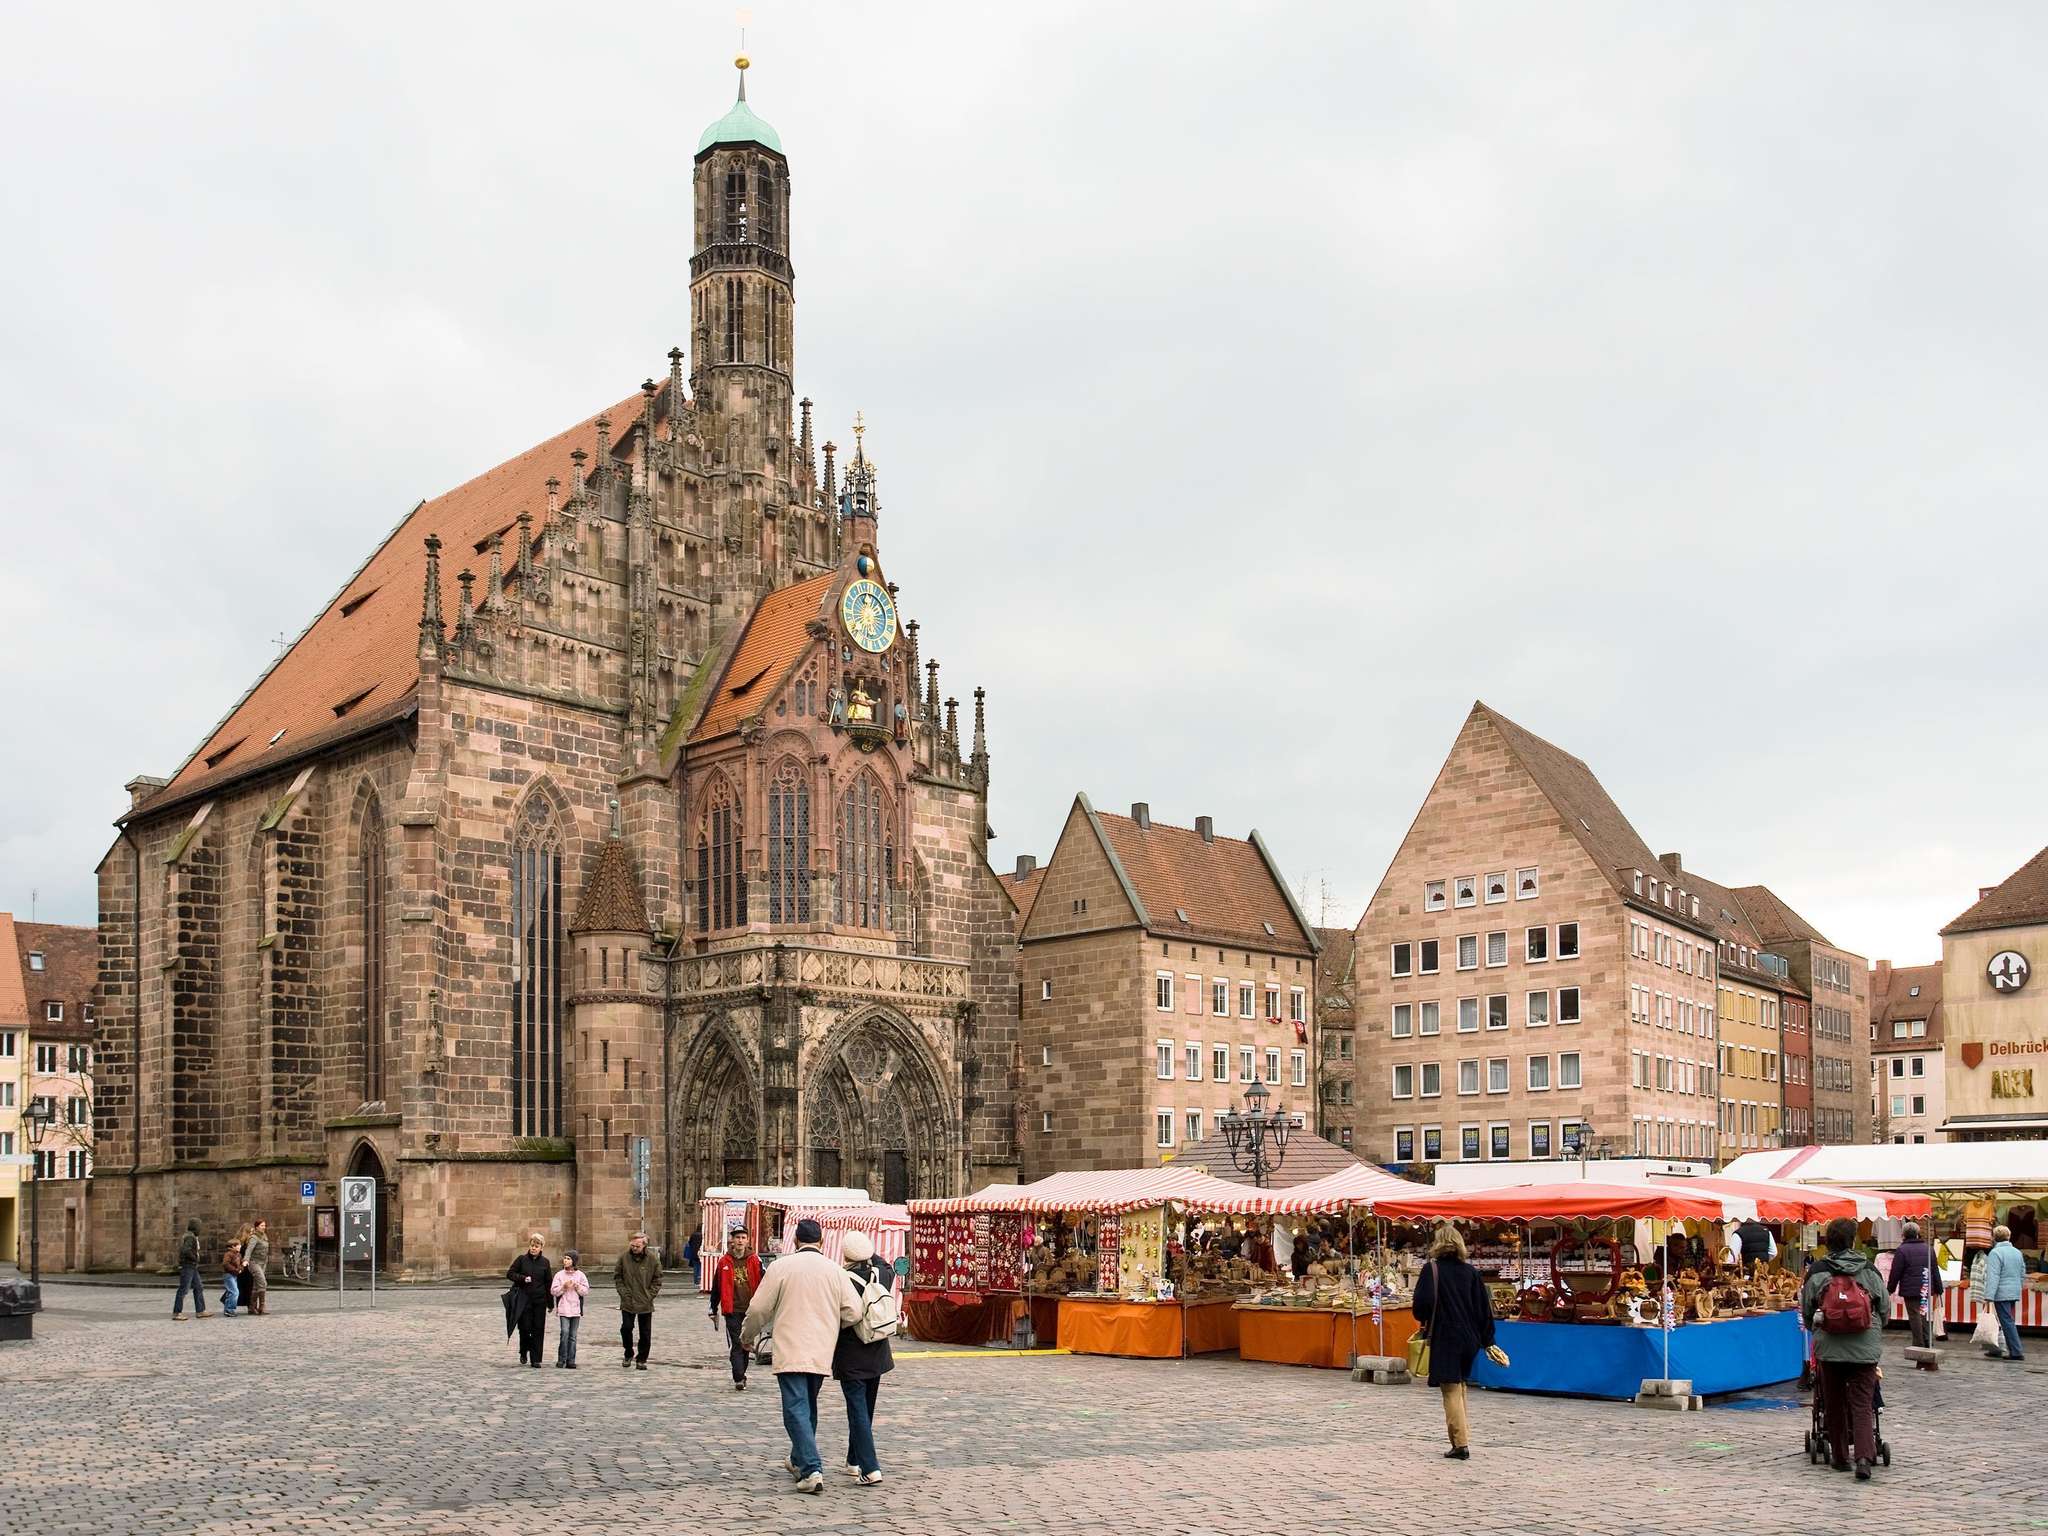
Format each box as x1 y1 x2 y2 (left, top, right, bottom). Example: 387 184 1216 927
1632 870 1643 896
1908 985 1920 998
27 951 44 972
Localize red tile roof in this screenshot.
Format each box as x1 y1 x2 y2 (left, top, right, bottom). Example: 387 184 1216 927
9 918 96 1041
1869 962 1942 1049
688 572 835 742
1941 845 2048 936
1731 883 1830 947
159 391 649 801
999 866 1047 933
1093 811 1315 953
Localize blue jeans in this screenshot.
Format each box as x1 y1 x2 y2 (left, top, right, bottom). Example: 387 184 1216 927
841 1375 881 1475
222 1274 240 1315
778 1372 823 1477
174 1263 207 1316
556 1315 580 1366
1995 1299 2026 1360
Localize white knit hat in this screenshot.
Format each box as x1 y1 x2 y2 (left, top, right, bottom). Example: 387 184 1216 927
841 1230 874 1264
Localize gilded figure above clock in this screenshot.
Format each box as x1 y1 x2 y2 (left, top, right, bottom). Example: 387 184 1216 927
840 578 897 654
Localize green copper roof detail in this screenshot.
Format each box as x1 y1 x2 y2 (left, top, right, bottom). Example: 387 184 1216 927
698 58 782 155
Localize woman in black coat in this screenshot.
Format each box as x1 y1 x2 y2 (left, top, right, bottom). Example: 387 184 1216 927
1410 1223 1496 1460
505 1233 553 1368
831 1232 895 1486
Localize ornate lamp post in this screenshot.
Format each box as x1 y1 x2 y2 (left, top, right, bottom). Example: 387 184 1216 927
1218 1078 1291 1189
24 1098 54 1286
1572 1117 1599 1176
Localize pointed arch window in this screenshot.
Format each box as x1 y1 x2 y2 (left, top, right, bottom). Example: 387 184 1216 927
723 167 746 242
511 797 563 1137
358 798 388 1103
754 166 777 249
835 771 894 930
724 278 740 363
697 777 745 932
768 760 811 924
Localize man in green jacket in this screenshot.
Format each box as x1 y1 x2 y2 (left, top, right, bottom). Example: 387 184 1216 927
1800 1216 1887 1480
614 1232 664 1370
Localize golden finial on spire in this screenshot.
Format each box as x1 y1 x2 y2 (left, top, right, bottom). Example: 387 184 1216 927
852 410 866 461
735 8 752 95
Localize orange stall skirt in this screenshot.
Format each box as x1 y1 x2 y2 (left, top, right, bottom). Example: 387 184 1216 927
1234 1304 1418 1369
1055 1297 1241 1358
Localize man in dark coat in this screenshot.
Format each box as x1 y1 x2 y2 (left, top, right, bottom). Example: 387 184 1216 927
1886 1222 1943 1352
505 1233 553 1368
1411 1224 1496 1461
614 1231 663 1370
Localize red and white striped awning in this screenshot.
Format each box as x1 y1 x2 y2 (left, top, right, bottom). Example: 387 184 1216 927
909 1166 1242 1216
1176 1163 1426 1217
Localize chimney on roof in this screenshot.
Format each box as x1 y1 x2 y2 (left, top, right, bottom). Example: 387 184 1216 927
126 774 170 811
1659 852 1681 875
1196 816 1215 843
1130 802 1151 829
1014 854 1037 879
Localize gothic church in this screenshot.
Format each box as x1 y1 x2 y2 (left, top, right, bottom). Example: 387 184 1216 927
92 61 1021 1275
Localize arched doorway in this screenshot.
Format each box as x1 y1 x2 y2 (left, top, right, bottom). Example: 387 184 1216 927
804 1012 952 1202
346 1140 394 1268
672 1017 759 1213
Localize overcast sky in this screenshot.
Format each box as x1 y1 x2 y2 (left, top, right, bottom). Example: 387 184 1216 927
3 3 2042 963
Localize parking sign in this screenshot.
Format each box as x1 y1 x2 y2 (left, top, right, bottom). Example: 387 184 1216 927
300 1180 318 1204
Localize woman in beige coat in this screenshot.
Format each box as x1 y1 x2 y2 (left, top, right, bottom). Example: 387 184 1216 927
739 1220 865 1494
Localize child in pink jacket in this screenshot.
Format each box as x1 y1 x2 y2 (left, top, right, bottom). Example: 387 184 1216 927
551 1250 590 1369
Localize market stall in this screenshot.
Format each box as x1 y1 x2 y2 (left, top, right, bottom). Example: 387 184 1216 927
1371 1181 1808 1401
695 1184 875 1289
765 1201 910 1270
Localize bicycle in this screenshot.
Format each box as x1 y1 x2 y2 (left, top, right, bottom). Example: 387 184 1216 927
281 1240 314 1281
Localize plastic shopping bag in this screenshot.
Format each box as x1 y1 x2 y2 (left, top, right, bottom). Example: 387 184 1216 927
1971 1308 2005 1356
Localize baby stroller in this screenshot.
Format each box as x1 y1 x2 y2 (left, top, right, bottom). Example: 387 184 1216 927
1805 1344 1891 1468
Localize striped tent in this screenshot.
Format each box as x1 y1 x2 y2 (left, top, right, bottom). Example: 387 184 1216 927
909 1166 1241 1216
1176 1162 1425 1217
768 1202 911 1271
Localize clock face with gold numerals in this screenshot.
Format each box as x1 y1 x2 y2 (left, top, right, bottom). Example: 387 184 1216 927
840 578 897 654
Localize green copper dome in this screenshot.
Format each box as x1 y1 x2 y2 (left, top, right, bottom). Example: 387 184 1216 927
697 72 782 156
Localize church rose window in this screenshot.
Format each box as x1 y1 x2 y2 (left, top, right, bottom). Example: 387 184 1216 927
697 778 745 932
768 760 811 923
511 798 563 1138
835 772 893 930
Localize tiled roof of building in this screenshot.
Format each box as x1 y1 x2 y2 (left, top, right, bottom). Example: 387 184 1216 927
688 572 835 742
1941 845 2048 936
9 918 96 1041
571 838 650 934
999 866 1047 932
1869 962 1942 1049
157 391 650 804
1176 1130 1362 1189
1478 702 1713 933
1094 810 1316 953
1731 883 1831 947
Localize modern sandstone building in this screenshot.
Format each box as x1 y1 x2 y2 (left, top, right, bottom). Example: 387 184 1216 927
90 62 1018 1276
1938 846 2048 1142
1012 798 1319 1178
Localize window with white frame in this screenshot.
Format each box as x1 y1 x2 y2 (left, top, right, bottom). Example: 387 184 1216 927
1486 931 1507 967
1264 1047 1280 1083
1559 1051 1581 1089
1212 980 1230 1015
1213 1044 1230 1081
1239 983 1255 1018
1486 994 1508 1030
1461 1125 1481 1160
1487 1057 1509 1093
1561 1119 1584 1153
1186 1042 1202 1080
1526 926 1547 963
1187 1109 1203 1143
1458 1059 1479 1095
1516 867 1539 899
1288 988 1306 1023
1484 873 1508 904
1419 1001 1440 1036
1454 876 1477 908
1490 1123 1511 1158
1156 1041 1174 1079
1423 1127 1442 1160
1396 1127 1415 1160
44 1001 63 1023
1530 1122 1551 1157
1155 972 1174 1011
1157 1110 1174 1147
1393 1064 1415 1099
35 1044 58 1074
1528 1055 1550 1091
0 1031 13 1056
1265 984 1280 1018
1391 1003 1413 1039
0 1082 11 1107
66 1096 87 1124
1425 880 1447 911
1526 990 1549 1027
1420 1062 1442 1097
1458 997 1479 1033
1457 935 1478 971
1040 978 1052 1001
1556 922 1579 960
1042 1045 1053 1067
1419 939 1440 974
1240 1046 1256 1082
0 1132 10 1157
80 1004 94 1025
1558 986 1580 1024
1391 943 1412 978
27 951 44 971
1291 1048 1306 1086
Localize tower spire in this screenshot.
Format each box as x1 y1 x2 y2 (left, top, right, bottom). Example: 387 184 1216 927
418 534 445 657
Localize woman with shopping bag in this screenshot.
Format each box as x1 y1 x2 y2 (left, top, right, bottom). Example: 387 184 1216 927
1411 1224 1504 1462
1969 1249 2007 1357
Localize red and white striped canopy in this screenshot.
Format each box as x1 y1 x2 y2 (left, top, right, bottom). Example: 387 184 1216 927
1644 1175 1886 1223
1372 1180 1760 1224
1173 1163 1426 1217
909 1166 1241 1216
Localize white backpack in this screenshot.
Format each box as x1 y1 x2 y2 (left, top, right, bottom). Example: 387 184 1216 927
852 1263 901 1343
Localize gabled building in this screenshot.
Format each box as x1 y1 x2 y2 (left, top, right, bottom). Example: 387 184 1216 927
1015 797 1319 1177
10 919 97 1269
1938 846 2048 1142
90 60 1018 1276
1869 960 1943 1144
1732 883 1870 1145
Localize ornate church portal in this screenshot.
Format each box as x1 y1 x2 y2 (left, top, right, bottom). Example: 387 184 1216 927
803 1012 953 1203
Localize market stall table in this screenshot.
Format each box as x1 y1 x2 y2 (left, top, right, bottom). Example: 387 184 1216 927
1056 1297 1241 1358
904 1290 1027 1346
1472 1311 1803 1401
1234 1302 1418 1370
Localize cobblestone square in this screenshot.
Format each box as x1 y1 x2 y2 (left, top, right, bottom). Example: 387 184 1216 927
3 1282 2041 1535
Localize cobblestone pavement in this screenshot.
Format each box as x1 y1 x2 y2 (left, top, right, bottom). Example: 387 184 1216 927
4 1282 2044 1535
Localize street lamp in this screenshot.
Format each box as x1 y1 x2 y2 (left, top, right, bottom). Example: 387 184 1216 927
1217 1078 1291 1189
24 1098 54 1286
1573 1117 1598 1177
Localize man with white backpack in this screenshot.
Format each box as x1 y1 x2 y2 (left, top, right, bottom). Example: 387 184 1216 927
832 1229 900 1487
738 1219 866 1494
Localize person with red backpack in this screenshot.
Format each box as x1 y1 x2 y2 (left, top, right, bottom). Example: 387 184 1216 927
1800 1216 1888 1480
